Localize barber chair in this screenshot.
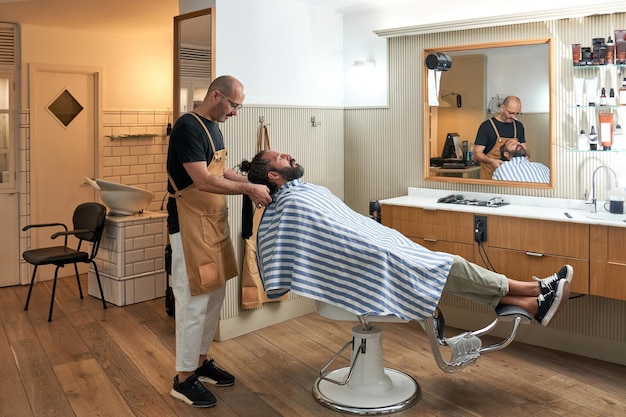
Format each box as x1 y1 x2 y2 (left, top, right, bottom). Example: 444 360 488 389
313 301 419 415
313 300 532 415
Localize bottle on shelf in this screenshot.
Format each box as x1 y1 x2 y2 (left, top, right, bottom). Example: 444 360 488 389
619 78 626 106
589 125 598 150
613 124 625 150
609 88 617 106
606 36 615 65
599 112 614 150
577 129 589 151
599 87 607 106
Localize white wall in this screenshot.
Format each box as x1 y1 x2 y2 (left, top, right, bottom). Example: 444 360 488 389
190 0 622 108
215 0 344 106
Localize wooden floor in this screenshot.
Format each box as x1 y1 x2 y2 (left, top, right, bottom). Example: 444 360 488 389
1 275 625 417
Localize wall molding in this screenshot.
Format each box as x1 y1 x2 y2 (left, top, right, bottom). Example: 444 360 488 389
375 4 626 37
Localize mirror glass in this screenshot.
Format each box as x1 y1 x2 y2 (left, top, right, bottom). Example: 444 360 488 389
424 39 553 188
174 8 214 119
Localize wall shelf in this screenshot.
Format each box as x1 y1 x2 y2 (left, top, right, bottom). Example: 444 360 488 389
106 133 162 140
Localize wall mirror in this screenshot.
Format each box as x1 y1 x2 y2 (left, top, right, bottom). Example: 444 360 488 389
174 8 215 120
423 39 553 188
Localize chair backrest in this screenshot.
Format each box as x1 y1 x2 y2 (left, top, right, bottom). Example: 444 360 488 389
72 202 107 245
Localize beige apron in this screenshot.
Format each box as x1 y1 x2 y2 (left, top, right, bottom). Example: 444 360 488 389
168 112 238 295
479 118 519 179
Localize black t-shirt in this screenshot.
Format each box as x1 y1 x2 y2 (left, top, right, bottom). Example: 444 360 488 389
166 113 225 234
474 117 526 154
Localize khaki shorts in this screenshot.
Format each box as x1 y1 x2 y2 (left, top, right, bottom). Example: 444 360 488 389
443 255 508 308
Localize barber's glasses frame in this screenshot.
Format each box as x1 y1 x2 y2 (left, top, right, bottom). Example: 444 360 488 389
503 107 522 117
217 91 243 110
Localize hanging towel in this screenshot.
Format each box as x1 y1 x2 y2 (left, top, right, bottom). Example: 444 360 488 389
428 69 442 106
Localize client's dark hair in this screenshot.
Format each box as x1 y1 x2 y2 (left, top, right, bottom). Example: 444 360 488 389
499 143 508 161
238 150 278 194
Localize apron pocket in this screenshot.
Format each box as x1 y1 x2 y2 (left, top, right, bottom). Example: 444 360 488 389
200 210 229 246
199 262 219 288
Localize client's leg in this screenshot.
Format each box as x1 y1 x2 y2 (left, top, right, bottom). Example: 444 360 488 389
444 256 571 326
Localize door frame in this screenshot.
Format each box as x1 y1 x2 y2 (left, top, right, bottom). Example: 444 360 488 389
25 63 103 285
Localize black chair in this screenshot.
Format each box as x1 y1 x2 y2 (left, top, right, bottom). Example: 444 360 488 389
22 202 108 321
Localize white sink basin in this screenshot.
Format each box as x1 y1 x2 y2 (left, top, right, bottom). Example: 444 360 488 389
584 212 626 222
85 178 154 216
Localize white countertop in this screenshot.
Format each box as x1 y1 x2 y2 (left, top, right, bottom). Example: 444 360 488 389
380 188 626 227
104 210 167 223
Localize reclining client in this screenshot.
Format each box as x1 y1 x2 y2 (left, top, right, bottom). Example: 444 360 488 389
239 150 571 326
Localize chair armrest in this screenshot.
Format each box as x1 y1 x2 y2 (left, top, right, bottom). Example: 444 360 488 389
22 222 67 232
50 229 92 240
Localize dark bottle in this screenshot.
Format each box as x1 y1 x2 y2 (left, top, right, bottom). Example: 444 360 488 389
599 87 607 106
589 125 598 150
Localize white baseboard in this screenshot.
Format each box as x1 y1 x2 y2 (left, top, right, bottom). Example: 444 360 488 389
215 297 316 341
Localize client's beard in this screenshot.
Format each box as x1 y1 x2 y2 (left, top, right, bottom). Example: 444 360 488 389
509 148 527 158
276 163 305 181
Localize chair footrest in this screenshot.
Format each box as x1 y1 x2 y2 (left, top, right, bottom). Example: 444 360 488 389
495 304 532 322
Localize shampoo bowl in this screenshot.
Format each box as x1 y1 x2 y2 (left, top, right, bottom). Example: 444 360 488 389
85 178 154 216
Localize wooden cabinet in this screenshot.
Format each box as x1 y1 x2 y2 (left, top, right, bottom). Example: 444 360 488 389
482 217 589 294
590 225 626 301
381 204 475 261
381 205 592 296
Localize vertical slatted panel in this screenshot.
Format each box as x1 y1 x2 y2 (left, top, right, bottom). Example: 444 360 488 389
219 106 344 320
345 13 626 342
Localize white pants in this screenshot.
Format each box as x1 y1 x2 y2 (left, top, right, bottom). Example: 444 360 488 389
170 232 226 372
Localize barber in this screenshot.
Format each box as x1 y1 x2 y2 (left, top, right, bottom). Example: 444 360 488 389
473 95 528 179
167 75 271 408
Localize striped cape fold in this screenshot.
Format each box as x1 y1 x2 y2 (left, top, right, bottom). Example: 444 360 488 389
256 180 453 321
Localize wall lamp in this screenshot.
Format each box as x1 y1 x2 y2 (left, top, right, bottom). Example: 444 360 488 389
441 91 462 108
347 60 376 91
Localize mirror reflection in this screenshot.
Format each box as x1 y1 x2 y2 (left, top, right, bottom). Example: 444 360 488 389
174 8 214 119
425 39 552 187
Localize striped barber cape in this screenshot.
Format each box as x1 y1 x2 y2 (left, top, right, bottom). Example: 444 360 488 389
256 179 454 321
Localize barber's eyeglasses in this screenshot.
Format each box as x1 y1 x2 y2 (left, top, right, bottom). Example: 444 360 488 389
217 91 243 110
503 107 522 117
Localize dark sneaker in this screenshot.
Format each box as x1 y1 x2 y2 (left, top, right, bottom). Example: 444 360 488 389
534 279 570 327
195 359 235 387
534 265 573 295
170 374 217 408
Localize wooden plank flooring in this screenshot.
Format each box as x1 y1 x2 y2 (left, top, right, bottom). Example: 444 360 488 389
1 274 625 417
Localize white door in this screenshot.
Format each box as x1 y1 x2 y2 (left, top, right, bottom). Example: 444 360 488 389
29 64 100 282
0 193 19 286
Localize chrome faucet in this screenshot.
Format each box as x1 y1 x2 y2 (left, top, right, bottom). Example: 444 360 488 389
587 166 619 213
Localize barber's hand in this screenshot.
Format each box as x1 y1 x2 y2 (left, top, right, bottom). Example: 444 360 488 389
249 184 272 208
491 159 503 169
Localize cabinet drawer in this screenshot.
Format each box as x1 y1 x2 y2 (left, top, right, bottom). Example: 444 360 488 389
488 216 589 259
408 237 474 262
476 247 589 294
590 263 626 300
590 225 626 300
382 205 474 244
607 227 626 264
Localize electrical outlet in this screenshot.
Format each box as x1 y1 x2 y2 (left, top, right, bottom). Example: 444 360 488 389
474 215 487 243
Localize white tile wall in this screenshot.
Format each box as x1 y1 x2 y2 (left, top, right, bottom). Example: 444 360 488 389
101 110 170 212
88 211 167 306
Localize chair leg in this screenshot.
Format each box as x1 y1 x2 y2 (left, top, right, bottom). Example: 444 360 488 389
48 266 61 322
24 265 38 311
74 263 84 299
91 261 107 310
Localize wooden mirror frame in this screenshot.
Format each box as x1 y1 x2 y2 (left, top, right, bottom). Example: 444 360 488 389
173 8 215 120
423 38 554 188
